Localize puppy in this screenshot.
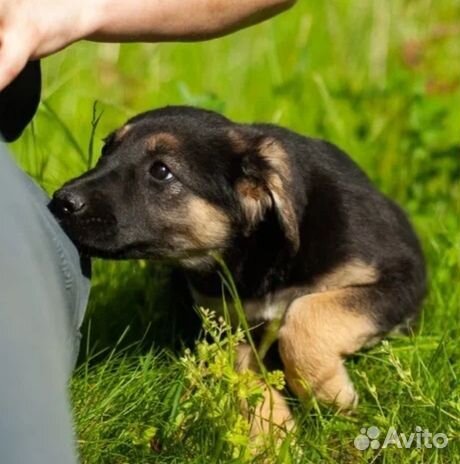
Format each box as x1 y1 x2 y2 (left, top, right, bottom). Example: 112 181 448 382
50 106 426 434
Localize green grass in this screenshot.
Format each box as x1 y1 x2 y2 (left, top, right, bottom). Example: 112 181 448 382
11 0 460 462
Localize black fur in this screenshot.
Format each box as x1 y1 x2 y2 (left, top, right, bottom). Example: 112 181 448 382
50 106 426 333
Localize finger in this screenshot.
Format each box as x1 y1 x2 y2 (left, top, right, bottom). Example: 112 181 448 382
0 32 31 91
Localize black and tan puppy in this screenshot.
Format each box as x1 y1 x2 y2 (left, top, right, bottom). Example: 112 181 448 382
50 106 425 433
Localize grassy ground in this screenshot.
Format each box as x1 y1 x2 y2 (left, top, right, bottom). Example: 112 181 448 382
11 0 460 462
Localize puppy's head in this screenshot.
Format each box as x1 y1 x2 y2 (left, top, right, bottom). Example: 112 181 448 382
50 106 299 269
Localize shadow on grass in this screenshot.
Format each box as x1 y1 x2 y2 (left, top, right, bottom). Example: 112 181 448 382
77 261 201 366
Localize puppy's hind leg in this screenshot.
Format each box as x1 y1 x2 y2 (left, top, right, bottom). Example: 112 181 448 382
236 343 294 438
278 288 382 410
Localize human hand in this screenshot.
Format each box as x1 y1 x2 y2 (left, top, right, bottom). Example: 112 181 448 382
0 0 96 90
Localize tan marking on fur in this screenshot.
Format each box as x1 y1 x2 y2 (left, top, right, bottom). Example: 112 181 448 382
236 343 259 372
278 289 380 410
236 179 272 233
191 261 377 323
267 173 299 251
190 285 288 325
114 124 132 142
145 132 180 151
259 138 290 179
312 259 379 292
236 344 294 438
259 139 299 251
227 128 250 154
234 136 299 249
182 197 230 248
237 179 264 201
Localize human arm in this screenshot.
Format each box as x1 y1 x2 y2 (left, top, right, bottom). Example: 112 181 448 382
0 0 296 89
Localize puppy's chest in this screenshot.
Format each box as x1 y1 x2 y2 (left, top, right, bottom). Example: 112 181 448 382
189 286 291 325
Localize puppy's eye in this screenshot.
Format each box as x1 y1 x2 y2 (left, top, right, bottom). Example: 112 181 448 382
150 162 174 181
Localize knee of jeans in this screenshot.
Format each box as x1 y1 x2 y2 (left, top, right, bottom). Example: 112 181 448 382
41 210 91 371
45 211 91 327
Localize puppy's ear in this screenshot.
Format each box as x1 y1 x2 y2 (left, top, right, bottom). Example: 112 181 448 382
229 128 300 254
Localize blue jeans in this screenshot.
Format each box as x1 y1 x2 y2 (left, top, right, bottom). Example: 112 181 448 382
0 144 90 463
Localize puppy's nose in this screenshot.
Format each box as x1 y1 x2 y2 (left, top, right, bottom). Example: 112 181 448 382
50 190 86 216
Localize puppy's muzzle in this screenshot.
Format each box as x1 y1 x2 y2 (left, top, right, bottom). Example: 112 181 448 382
49 187 118 246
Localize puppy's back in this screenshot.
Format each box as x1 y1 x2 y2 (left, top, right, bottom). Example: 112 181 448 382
253 123 426 327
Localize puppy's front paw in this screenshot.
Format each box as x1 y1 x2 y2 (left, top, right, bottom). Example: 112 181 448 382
314 370 359 412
